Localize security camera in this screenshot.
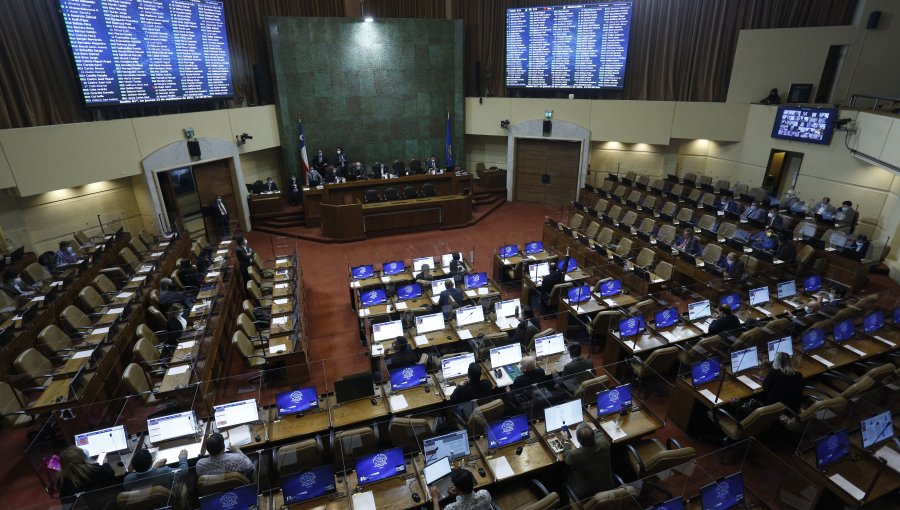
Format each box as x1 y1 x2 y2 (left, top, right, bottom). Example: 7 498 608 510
235 133 253 145
500 120 510 129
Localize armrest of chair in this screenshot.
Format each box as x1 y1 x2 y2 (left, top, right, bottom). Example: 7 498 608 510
528 478 551 499
711 406 741 432
624 443 645 475
666 437 683 449
613 473 626 487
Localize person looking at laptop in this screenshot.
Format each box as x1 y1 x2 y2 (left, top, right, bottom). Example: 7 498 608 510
508 356 547 392
438 280 465 318
564 422 613 500
196 433 254 477
429 468 492 510
556 343 594 392
719 252 744 280
123 448 188 491
510 307 539 347
416 264 435 282
708 304 741 336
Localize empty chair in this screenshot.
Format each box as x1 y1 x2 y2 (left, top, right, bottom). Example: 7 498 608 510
78 286 108 313
573 376 611 405
332 427 378 466
569 213 584 230
138 231 158 249
197 472 251 497
626 190 641 204
700 244 722 265
136 324 160 346
732 183 748 197
634 248 655 268
612 185 627 200
247 266 274 292
402 185 417 198
675 207 694 223
659 202 677 218
699 193 715 209
596 227 614 246
649 178 664 194
697 214 717 232
600 180 614 193
679 335 724 366
715 179 730 192
637 218 655 236
630 346 680 382
383 187 400 200
635 175 649 187
252 252 275 279
625 438 696 479
119 247 142 272
36 325 77 357
588 310 624 352
653 261 673 281
21 262 49 286
620 211 638 227
584 221 600 238
749 187 767 203
698 175 712 188
717 222 737 239
247 280 274 309
146 306 168 332
364 189 380 203
614 238 633 259
781 397 848 434
237 312 269 343
624 171 636 183
116 486 172 510
275 439 324 477
121 363 162 405
641 195 657 210
0 382 35 428
607 205 622 221
388 417 436 452
806 375 874 402
682 172 698 186
233 330 267 373
711 402 786 443
463 399 505 436
594 198 609 213
670 184 684 198
133 338 165 375
421 183 436 197
656 225 676 244
686 189 702 203
60 305 93 335
14 348 55 386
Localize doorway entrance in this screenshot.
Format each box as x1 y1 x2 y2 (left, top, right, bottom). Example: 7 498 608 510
157 159 238 239
513 139 581 205
764 149 804 196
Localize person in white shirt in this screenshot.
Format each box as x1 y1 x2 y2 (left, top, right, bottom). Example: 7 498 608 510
430 468 492 510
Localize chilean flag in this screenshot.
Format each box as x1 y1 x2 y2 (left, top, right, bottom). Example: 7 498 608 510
297 118 309 184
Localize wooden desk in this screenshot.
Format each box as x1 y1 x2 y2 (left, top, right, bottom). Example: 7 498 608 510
793 443 900 507
269 486 349 510
385 375 446 414
667 376 754 434
328 390 390 429
29 373 96 413
585 400 664 444
475 429 555 481
248 192 284 216
345 468 423 510
266 406 331 443
411 450 493 503
158 364 194 394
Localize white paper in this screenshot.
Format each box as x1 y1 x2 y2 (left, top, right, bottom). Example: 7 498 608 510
413 335 429 346
843 345 866 357
227 424 252 447
275 283 289 289
457 329 473 340
600 420 628 441
71 350 94 360
177 341 196 350
216 250 228 256
603 298 617 306
358 309 370 318
755 306 772 316
828 474 866 501
91 327 110 335
277 257 288 263
874 445 900 473
430 296 440 304
130 276 146 282
29 296 46 302
488 457 515 480
395 301 408 310
269 344 287 354
380 276 391 283
206 271 220 278
272 316 288 325
274 298 289 305
389 394 409 411
698 389 723 404
501 258 511 265
351 491 376 510
873 335 896 347
371 344 384 356
151 252 163 257
351 281 361 288
108 307 125 315
158 242 170 247
51 280 63 287
717 211 725 216
737 375 761 390
116 292 133 299
465 290 477 298
166 365 190 376
12 315 23 321
811 354 834 367
477 287 489 296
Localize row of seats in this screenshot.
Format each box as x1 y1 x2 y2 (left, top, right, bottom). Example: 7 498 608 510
364 183 438 203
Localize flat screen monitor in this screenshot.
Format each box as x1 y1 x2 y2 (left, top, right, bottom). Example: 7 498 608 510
524 241 544 255
505 2 634 90
276 386 318 417
799 223 817 238
360 289 386 307
567 285 592 303
730 347 758 375
830 231 848 249
355 447 406 486
688 300 712 321
749 286 770 306
499 244 519 258
776 280 797 300
333 373 374 404
382 260 405 276
771 106 838 145
431 278 452 295
557 258 577 272
74 425 128 458
397 283 423 300
619 315 645 338
654 308 678 329
351 264 375 280
59 0 234 107
860 410 894 449
894 307 900 325
389 364 428 391
720 292 741 311
691 358 721 386
213 399 258 429
413 256 435 272
647 498 684 510
441 253 463 268
535 333 566 358
863 310 884 334
527 262 550 281
596 384 633 417
766 337 794 363
281 465 336 505
147 411 197 443
486 414 530 449
423 456 452 486
544 399 583 432
465 272 488 289
699 472 745 510
833 319 855 342
803 275 822 292
415 313 445 335
490 344 522 368
494 299 521 318
598 279 622 297
801 328 826 351
423 429 470 463
199 484 258 510
815 430 850 468
372 320 404 342
456 305 485 327
441 353 476 380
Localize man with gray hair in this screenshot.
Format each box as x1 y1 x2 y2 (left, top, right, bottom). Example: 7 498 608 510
564 422 613 500
509 355 547 393
158 277 192 316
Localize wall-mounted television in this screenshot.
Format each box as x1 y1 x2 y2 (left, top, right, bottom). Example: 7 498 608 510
506 2 633 89
771 106 838 145
58 0 233 106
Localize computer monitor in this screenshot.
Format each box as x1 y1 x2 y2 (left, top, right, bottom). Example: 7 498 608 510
413 256 435 272
147 411 197 443
733 229 751 243
465 272 488 289
598 279 622 297
720 292 741 311
688 300 712 321
803 275 822 292
431 278 452 295
654 308 678 329
691 358 721 386
596 384 633 417
894 307 900 326
860 410 894 449
74 425 128 458
423 429 470 463
544 399 583 432
456 305 485 327
829 231 848 248
699 473 745 510
486 414 530 449
415 313 445 335
799 223 816 238
567 285 592 303
213 399 258 430
334 373 375 404
619 315 646 338
494 299 520 318
441 353 476 380
281 465 336 505
535 333 565 358
360 289 387 307
397 283 423 300
527 262 550 281
499 244 519 258
863 310 884 334
355 447 406 486
351 264 375 280
382 260 405 276
647 497 684 510
833 319 854 342
276 386 318 417
441 252 463 268
389 364 428 390
815 430 850 469
372 320 404 342
776 280 797 300
557 258 577 272
423 456 452 486
524 241 544 255
766 337 793 363
749 286 770 306
199 484 258 510
490 344 522 368
801 328 825 351
730 347 759 375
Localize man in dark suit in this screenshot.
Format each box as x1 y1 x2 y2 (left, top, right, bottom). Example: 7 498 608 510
287 175 301 205
510 308 539 346
448 362 492 406
158 278 192 315
311 149 327 169
409 158 424 175
834 201 857 232
775 234 796 262
509 356 547 393
235 236 254 279
335 147 348 177
425 156 439 172
674 228 699 255
321 165 336 184
708 304 741 336
719 252 744 280
209 195 229 237
348 162 365 181
386 337 418 371
262 177 279 192
539 258 567 312
741 202 766 222
438 280 465 318
849 235 870 260
177 259 202 289
717 196 741 215
196 246 214 274
787 299 826 334
372 161 389 178
392 160 407 177
564 422 613 500
766 210 783 228
557 343 594 393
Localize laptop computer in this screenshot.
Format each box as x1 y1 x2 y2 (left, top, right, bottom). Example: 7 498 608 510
199 484 258 510
334 373 375 404
498 244 519 258
527 262 550 284
699 473 745 510
389 364 428 391
465 272 488 290
423 456 454 501
423 429 470 463
596 384 633 417
801 328 826 352
382 260 405 276
524 241 544 255
776 280 802 308
397 283 423 301
413 256 435 272
815 430 850 469
691 358 721 386
360 289 387 307
351 264 375 280
415 312 445 335
730 346 759 375
860 410 896 451
74 425 129 461
803 275 822 292
486 414 530 450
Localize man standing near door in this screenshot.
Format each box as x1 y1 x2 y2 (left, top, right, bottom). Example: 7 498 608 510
210 195 230 237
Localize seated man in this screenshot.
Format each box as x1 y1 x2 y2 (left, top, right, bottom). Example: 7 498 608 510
415 264 435 282
775 234 796 262
123 448 188 491
438 280 465 319
717 196 742 215
55 240 79 266
749 228 777 251
158 277 192 315
447 362 493 421
196 246 215 274
718 252 744 280
510 308 539 347
673 228 700 254
429 468 492 510
809 197 835 219
557 343 594 393
539 259 566 311
306 167 323 187
765 210 784 228
178 259 202 289
509 356 547 393
741 202 766 222
262 177 279 192
564 422 613 500
708 304 741 336
196 433 254 477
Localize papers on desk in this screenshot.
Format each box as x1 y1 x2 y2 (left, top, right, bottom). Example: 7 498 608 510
873 335 896 347
413 335 429 347
501 258 512 265
191 302 209 313
698 389 723 405
151 251 164 257
351 281 361 288
717 210 725 216
166 365 191 376
138 265 154 273
465 290 477 298
395 301 408 310
108 307 125 316
603 298 617 307
737 375 761 390
371 344 384 357
226 424 252 447
274 298 289 305
828 473 866 501
773 258 784 265
51 281 64 287
216 249 229 256
488 456 514 480
810 354 834 368
71 349 94 360
130 276 146 283
29 296 45 303
430 296 440 304
358 309 370 318
316 185 324 190
275 283 289 289
380 276 391 283
269 344 287 354
600 421 628 441
351 491 377 510
272 316 289 325
875 445 900 473
12 315 23 321
457 329 473 340
276 257 288 264
206 271 221 278
116 292 133 299
477 287 489 295
843 345 866 357
177 340 195 350
91 327 111 335
389 394 409 411
564 274 574 282
754 306 772 316
159 242 170 247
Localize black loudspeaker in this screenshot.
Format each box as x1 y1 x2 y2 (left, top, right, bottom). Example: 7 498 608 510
187 140 201 159
542 120 552 136
867 10 881 29
252 64 273 105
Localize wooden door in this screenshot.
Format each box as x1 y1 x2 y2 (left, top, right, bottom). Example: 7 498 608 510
192 159 238 238
513 139 581 205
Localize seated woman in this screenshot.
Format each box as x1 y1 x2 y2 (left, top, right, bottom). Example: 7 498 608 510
55 446 115 500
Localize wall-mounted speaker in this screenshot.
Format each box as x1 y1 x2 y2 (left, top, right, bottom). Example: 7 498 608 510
187 140 201 159
542 120 552 136
867 10 881 29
